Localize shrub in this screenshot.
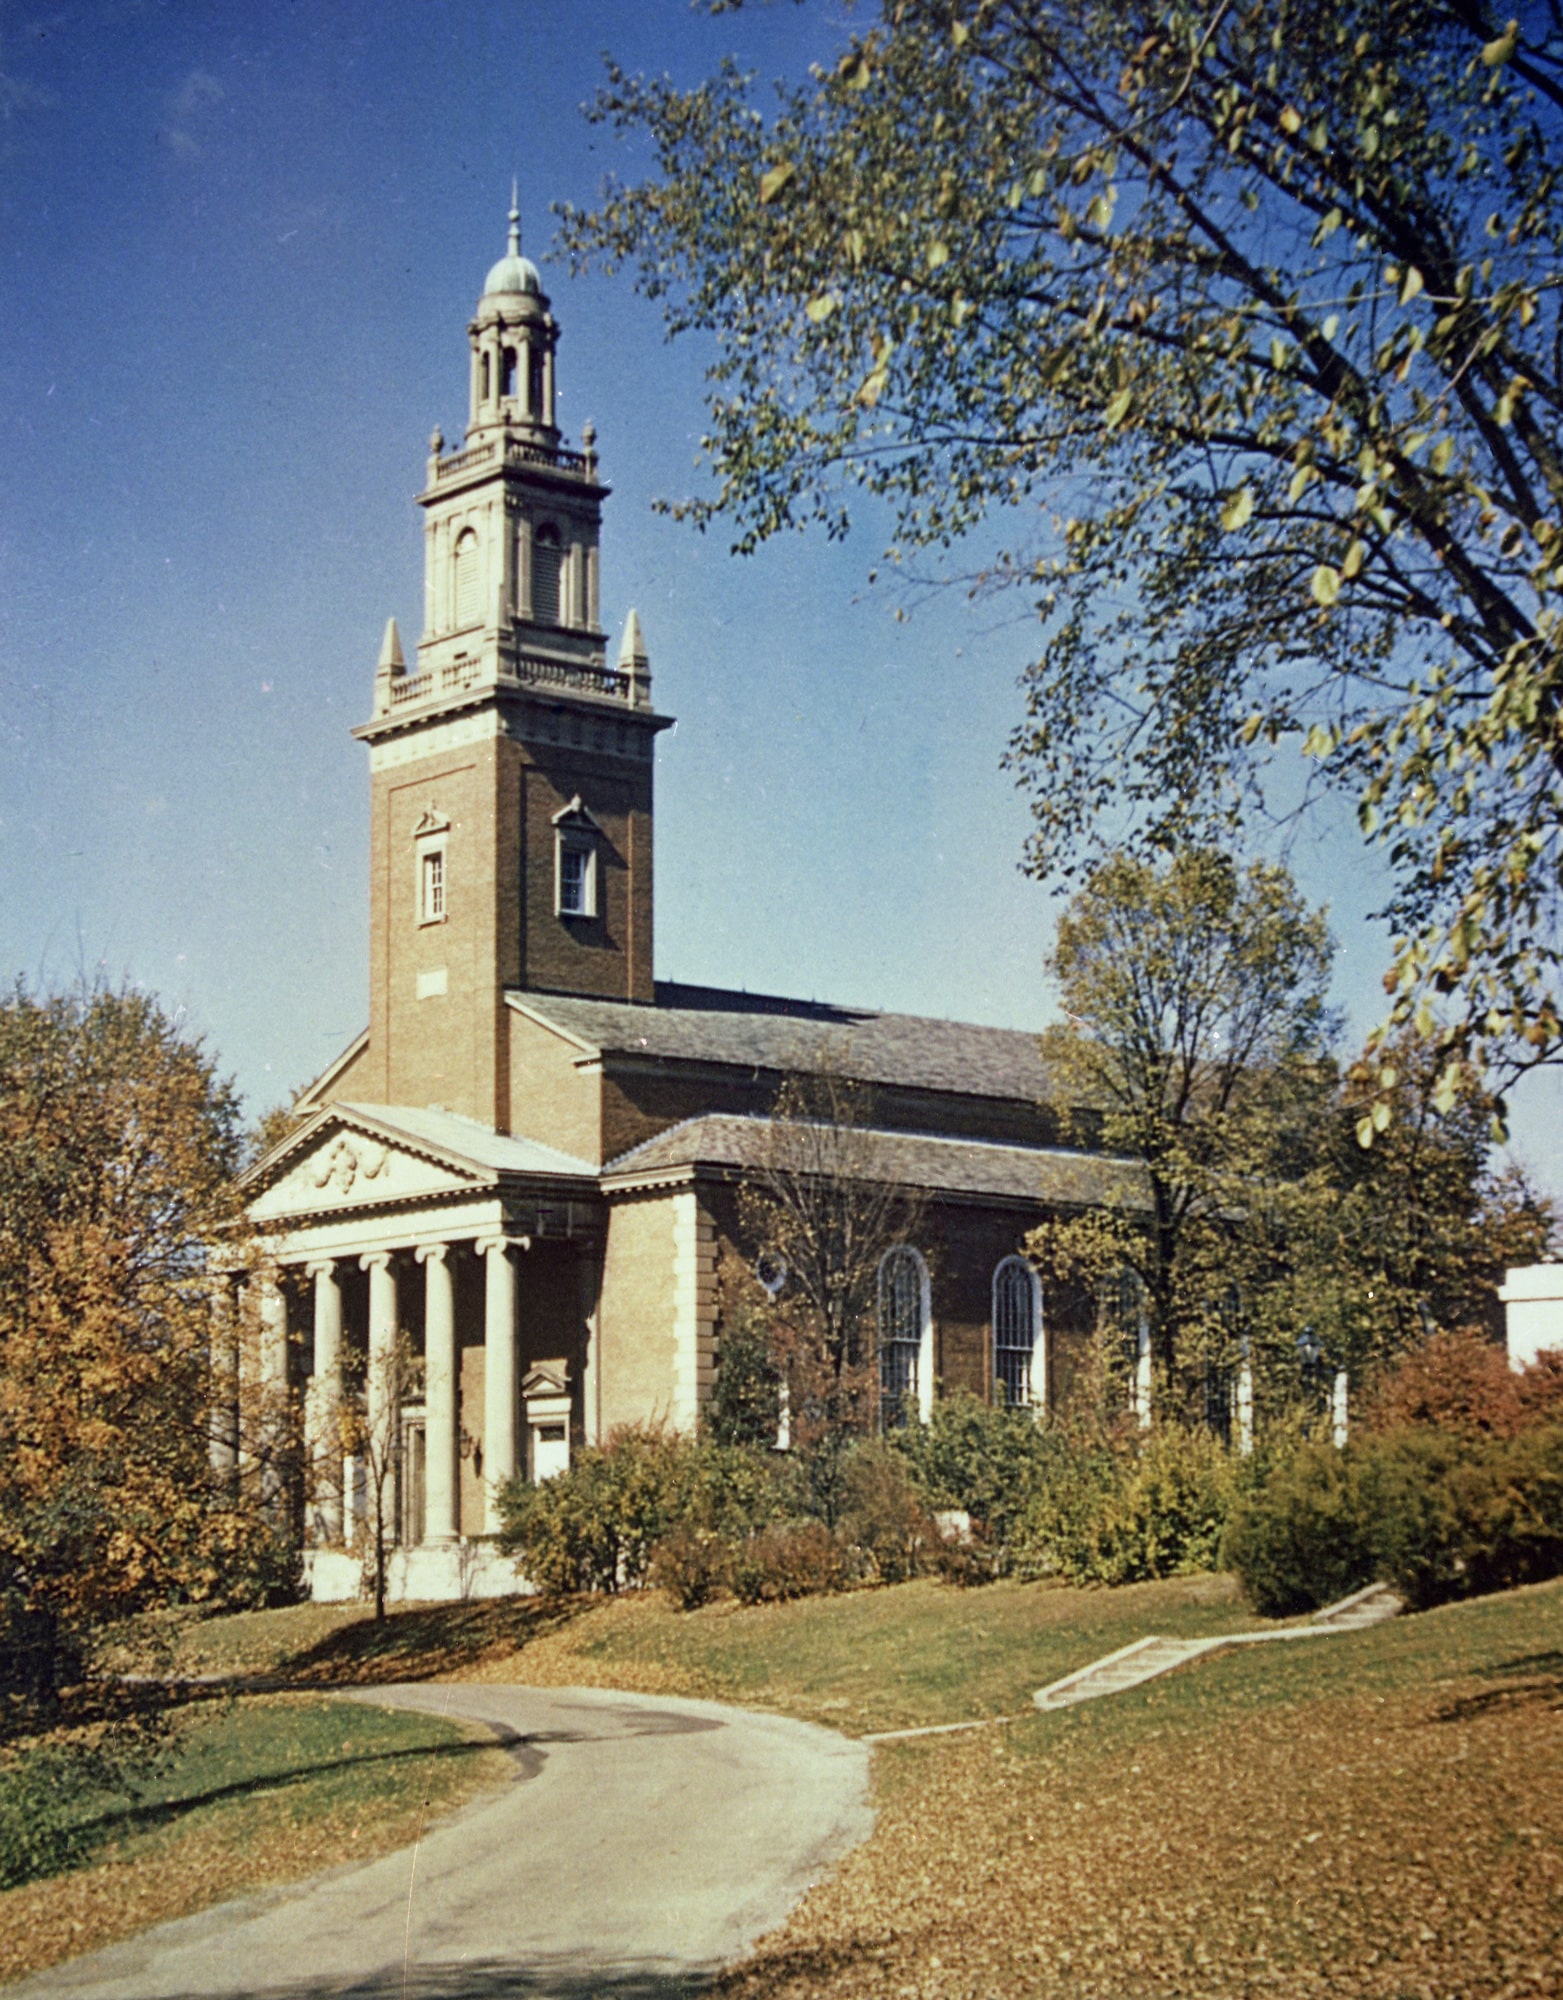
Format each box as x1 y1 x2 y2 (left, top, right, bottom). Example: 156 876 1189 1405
838 1440 936 1583
728 1521 851 1604
932 1520 1004 1587
495 1426 687 1597
1224 1424 1563 1616
1014 1427 1238 1585
1366 1424 1563 1610
648 1528 729 1611
1221 1442 1379 1617
1366 1328 1525 1438
889 1392 1053 1549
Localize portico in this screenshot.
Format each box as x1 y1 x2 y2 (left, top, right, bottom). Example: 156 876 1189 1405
244 1102 600 1596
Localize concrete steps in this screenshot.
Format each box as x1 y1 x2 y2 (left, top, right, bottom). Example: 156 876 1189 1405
1032 1582 1402 1713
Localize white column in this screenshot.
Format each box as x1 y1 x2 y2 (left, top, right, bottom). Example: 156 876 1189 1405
1332 1368 1350 1449
208 1274 239 1492
1236 1355 1255 1456
542 343 555 427
1135 1319 1153 1430
578 1252 601 1448
586 541 600 629
306 1261 343 1543
517 518 532 621
478 1236 518 1531
361 1251 398 1459
258 1274 289 1506
418 1244 459 1544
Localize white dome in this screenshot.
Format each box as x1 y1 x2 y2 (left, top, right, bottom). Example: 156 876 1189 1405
482 198 542 300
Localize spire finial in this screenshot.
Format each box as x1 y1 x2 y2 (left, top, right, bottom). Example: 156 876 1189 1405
507 179 520 258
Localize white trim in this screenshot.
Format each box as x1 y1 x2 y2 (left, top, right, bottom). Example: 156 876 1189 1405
877 1244 933 1426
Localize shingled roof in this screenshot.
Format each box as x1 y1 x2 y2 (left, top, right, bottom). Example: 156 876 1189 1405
510 981 1060 1106
602 1112 1147 1209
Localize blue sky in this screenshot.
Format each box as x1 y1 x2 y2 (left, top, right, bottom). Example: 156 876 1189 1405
3 0 1559 1190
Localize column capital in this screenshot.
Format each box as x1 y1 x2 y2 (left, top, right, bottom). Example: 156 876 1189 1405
304 1259 338 1282
359 1250 395 1274
415 1242 451 1266
476 1233 530 1259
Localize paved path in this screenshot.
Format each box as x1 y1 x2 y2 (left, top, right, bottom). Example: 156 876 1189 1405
7 1685 874 2000
1031 1581 1403 1712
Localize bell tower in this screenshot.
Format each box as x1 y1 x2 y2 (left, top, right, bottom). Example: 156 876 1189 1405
352 199 672 1129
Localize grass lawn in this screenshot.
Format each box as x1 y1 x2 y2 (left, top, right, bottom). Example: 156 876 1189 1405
713 1578 1563 1999
157 1571 1255 1734
0 1694 511 1985
62 1572 1563 1994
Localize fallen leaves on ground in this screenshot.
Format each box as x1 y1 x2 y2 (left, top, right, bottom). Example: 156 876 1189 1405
716 1650 1563 1998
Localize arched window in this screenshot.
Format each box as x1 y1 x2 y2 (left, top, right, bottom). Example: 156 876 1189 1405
501 346 517 398
453 527 480 629
992 1257 1043 1409
528 348 545 420
877 1246 929 1430
480 352 491 402
531 524 561 625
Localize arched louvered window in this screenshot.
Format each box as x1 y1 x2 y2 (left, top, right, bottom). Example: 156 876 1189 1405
992 1257 1043 1409
878 1246 928 1431
453 527 480 629
501 346 517 398
532 524 561 626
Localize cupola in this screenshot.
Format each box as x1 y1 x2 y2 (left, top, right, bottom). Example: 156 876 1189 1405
467 187 557 441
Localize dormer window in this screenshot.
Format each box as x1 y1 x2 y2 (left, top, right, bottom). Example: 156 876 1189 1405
413 809 451 926
552 796 600 920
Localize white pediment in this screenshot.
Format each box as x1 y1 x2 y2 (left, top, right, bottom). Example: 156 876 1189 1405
250 1122 477 1222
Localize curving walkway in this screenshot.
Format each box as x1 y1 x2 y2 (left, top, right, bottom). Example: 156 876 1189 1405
6 1685 875 2000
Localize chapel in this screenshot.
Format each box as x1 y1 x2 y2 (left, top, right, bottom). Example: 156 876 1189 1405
242 204 1140 1599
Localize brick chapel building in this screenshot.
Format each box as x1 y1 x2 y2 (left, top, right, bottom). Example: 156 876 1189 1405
243 205 1139 1598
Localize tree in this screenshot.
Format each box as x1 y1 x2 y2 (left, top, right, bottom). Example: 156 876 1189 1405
338 1329 423 1623
738 1068 925 1514
1027 848 1336 1400
566 0 1563 1115
0 982 285 1718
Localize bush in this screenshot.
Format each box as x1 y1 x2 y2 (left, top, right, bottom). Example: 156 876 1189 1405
889 1392 1053 1550
1224 1423 1563 1616
1014 1426 1238 1585
648 1528 730 1611
1366 1328 1526 1438
838 1440 936 1583
495 1426 687 1597
728 1521 851 1604
1220 1442 1379 1616
1366 1424 1563 1610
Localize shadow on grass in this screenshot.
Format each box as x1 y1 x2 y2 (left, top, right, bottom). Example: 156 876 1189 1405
254 1597 588 1687
1430 1648 1563 1722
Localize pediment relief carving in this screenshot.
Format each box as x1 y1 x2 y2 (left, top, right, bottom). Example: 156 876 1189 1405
250 1123 476 1221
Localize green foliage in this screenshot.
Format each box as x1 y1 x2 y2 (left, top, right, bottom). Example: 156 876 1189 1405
565 1 1563 1102
838 1439 936 1583
1220 1442 1380 1616
495 1426 689 1596
1366 1425 1563 1610
1030 848 1337 1391
1014 1426 1240 1585
888 1390 1054 1546
1225 1425 1563 1615
705 1293 783 1450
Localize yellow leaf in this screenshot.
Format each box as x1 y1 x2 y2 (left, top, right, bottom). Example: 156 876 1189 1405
1311 565 1341 607
1342 539 1366 579
805 294 838 324
1355 1114 1376 1150
1372 1099 1391 1131
1430 436 1455 474
1482 21 1518 67
952 19 970 47
1103 386 1133 431
1278 105 1302 136
758 161 796 204
1399 266 1424 306
928 241 950 270
857 366 888 408
1220 486 1254 531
